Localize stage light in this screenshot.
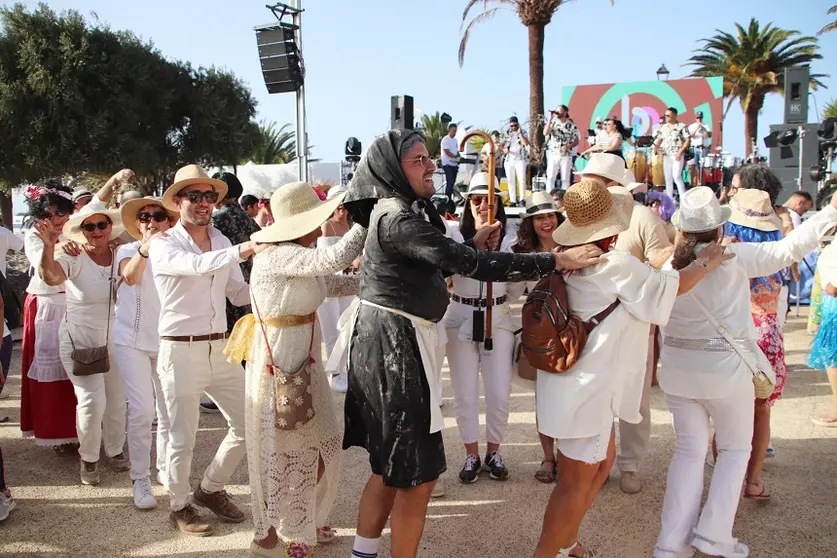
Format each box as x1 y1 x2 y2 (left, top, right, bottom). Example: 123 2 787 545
818 117 837 141
810 164 825 182
440 113 453 125
345 137 362 163
656 64 670 81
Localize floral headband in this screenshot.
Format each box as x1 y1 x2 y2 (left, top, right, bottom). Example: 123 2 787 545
24 184 72 202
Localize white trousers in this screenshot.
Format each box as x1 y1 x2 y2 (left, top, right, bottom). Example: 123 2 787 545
59 334 127 464
158 339 247 511
318 295 354 371
445 328 515 444
655 387 754 556
617 326 654 473
504 158 527 203
113 344 171 481
546 151 573 191
663 155 686 200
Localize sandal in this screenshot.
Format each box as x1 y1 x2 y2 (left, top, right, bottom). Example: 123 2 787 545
534 460 557 484
53 442 79 456
316 525 335 544
743 479 771 500
558 541 598 558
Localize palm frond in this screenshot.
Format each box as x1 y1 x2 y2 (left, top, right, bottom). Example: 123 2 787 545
458 7 503 67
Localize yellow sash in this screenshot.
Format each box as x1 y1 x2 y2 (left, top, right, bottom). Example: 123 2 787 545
223 312 316 363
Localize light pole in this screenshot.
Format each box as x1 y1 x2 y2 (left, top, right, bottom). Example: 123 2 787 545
656 64 670 81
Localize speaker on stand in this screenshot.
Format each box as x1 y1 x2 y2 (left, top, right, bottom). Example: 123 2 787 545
391 96 414 130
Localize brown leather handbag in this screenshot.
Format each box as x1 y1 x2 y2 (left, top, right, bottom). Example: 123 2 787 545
67 251 115 377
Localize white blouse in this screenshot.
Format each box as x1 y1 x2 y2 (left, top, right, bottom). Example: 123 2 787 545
537 251 679 439
113 241 162 353
56 250 116 349
24 229 66 298
818 241 837 289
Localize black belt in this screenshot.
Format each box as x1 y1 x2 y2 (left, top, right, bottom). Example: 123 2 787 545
451 294 507 307
161 333 228 342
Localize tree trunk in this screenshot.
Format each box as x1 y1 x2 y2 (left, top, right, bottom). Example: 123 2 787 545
528 23 546 165
743 95 764 157
0 192 12 231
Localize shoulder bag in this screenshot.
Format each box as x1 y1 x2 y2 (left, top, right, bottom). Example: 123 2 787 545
67 250 115 376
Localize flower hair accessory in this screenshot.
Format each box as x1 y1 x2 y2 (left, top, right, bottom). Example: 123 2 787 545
24 184 72 202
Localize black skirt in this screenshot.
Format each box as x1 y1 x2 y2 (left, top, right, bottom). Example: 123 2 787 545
343 304 447 488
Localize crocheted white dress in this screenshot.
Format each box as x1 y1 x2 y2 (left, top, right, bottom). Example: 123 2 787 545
246 225 365 544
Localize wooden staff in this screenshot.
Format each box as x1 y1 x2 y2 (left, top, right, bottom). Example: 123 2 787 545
460 131 496 351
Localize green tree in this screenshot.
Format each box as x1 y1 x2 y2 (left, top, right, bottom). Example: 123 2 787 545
247 121 296 164
819 5 837 36
420 112 450 159
459 0 613 161
685 18 825 155
824 99 837 120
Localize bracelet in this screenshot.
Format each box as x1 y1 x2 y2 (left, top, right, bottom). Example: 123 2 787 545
138 248 149 259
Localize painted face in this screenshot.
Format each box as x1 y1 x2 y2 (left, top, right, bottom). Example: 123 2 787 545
533 213 559 243
469 193 498 225
399 141 437 198
80 214 112 246
175 184 218 226
136 204 172 239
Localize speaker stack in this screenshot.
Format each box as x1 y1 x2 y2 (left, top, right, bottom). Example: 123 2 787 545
255 24 304 94
391 96 414 130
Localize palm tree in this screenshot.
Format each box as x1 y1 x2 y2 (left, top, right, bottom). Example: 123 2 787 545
819 5 837 35
459 0 613 161
419 112 449 159
824 99 837 120
247 121 296 164
685 18 825 156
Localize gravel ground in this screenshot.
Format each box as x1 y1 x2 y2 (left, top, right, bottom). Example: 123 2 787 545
0 308 834 557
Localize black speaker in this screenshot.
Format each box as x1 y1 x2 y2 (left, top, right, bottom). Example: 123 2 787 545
783 67 809 124
391 95 414 130
256 24 304 94
767 123 819 169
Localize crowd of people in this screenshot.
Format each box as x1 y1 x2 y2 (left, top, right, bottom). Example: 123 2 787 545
0 124 834 558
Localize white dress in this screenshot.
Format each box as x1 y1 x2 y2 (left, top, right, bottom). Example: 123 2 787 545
315 235 357 361
245 225 365 544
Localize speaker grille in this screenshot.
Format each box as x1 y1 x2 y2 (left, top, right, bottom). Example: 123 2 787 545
255 24 304 94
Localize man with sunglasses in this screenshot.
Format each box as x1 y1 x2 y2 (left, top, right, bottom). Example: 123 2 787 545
149 164 267 536
502 116 529 206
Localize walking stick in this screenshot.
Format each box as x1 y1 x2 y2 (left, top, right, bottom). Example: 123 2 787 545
460 131 496 351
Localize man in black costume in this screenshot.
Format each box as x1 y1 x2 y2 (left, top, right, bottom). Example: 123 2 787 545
342 129 602 558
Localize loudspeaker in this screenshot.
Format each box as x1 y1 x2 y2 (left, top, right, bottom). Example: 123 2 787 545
391 95 414 130
256 24 304 94
783 67 809 124
770 166 819 205
767 124 820 169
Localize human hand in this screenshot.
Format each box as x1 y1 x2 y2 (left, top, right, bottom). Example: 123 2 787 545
473 221 502 251
825 283 837 296
109 169 135 185
696 241 735 271
350 256 362 270
554 244 604 270
33 220 61 246
792 266 801 283
252 241 271 255
59 240 82 257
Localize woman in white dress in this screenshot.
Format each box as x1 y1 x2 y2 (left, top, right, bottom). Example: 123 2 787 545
444 172 523 483
534 180 730 558
652 187 837 558
35 203 129 487
229 182 366 558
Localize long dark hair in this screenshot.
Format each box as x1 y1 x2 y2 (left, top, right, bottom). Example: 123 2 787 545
514 212 564 253
671 228 721 270
459 198 507 241
734 164 782 206
606 117 631 140
25 179 73 220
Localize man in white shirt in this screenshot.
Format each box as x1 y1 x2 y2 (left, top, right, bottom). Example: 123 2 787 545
687 111 712 186
149 164 265 536
440 124 460 203
544 105 580 191
503 116 530 206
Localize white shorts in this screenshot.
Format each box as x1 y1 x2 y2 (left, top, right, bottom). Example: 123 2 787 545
556 424 613 465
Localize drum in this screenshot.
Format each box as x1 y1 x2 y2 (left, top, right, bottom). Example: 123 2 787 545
703 153 719 169
702 166 722 186
724 156 742 169
626 150 648 184
650 152 665 186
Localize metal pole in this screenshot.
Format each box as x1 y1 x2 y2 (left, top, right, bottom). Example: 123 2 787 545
292 0 309 182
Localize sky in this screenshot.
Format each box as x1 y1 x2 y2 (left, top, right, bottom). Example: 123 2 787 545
5 0 837 165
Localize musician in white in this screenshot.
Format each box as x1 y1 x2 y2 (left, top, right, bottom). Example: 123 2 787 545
687 111 712 186
544 106 580 191
654 107 691 201
503 116 529 206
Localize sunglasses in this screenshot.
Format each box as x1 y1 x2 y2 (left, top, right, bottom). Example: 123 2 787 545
81 220 111 232
178 190 219 204
137 211 169 224
469 195 489 206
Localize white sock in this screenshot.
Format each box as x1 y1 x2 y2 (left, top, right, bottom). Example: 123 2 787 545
351 535 379 558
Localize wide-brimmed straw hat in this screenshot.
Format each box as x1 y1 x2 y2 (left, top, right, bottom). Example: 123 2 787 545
251 182 345 244
162 165 228 212
552 181 633 246
522 191 560 218
580 153 633 186
120 196 179 240
63 201 124 244
326 185 347 201
466 172 501 196
671 186 732 233
728 188 782 232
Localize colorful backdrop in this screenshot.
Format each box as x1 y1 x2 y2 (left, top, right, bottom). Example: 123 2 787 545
562 77 724 148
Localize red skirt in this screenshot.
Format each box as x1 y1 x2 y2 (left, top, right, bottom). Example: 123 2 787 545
19 293 78 445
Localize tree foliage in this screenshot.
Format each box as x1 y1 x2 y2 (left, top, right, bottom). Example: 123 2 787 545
824 99 837 120
0 3 258 190
819 5 837 36
246 121 296 165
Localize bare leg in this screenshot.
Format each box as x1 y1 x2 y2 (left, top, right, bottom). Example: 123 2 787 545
815 367 837 422
464 442 479 457
357 474 397 539
538 433 556 477
390 481 436 558
745 400 771 497
486 442 500 454
255 526 280 549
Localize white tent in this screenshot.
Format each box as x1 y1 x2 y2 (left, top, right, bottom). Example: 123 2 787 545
212 161 342 199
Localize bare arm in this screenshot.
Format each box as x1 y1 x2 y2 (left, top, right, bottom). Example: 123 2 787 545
38 239 68 286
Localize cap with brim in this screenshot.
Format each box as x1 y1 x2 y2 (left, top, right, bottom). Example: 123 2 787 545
72 189 93 203
162 164 228 212
552 183 633 246
63 204 125 244
671 186 732 233
251 181 345 244
466 172 501 196
727 188 781 232
522 191 560 218
120 196 179 240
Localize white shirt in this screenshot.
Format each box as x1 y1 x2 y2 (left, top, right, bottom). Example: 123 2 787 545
688 121 711 147
0 227 23 277
659 205 837 400
114 241 162 352
56 250 116 349
441 135 459 167
149 220 250 337
818 241 837 290
24 229 66 297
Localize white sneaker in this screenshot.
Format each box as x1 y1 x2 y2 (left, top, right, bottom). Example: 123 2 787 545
431 478 445 498
330 373 348 393
156 470 168 488
691 536 749 557
133 477 157 510
0 489 16 521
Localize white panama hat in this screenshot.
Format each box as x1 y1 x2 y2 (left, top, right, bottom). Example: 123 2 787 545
671 186 733 233
63 202 124 244
522 191 560 218
466 171 501 196
251 181 346 244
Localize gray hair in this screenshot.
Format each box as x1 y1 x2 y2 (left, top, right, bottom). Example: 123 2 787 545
398 133 425 159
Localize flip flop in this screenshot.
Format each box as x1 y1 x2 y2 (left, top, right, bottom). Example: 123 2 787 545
534 460 557 484
744 479 771 501
811 416 837 427
316 525 335 544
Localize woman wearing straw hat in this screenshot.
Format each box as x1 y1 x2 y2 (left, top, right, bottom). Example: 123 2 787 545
443 171 521 484
35 203 129 486
111 197 178 509
653 187 837 558
229 182 366 558
534 180 731 558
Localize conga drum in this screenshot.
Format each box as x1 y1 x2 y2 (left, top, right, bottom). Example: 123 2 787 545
650 152 665 186
626 150 647 184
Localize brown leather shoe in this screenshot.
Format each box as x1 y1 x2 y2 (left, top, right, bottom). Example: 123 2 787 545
169 504 213 537
192 486 245 523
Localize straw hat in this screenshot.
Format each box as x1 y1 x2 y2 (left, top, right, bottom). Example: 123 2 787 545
466 172 501 196
728 188 782 232
63 201 124 244
580 153 633 186
522 191 560 218
161 165 228 212
671 187 732 233
326 185 347 201
552 181 633 246
251 182 345 244
72 188 93 204
120 196 179 240
118 190 144 206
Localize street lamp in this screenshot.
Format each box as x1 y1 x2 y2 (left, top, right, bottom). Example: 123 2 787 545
656 64 670 81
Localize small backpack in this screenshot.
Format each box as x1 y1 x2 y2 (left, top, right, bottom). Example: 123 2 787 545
518 272 620 374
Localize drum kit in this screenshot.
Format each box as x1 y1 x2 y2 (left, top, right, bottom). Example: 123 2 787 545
625 143 743 192
698 147 741 190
